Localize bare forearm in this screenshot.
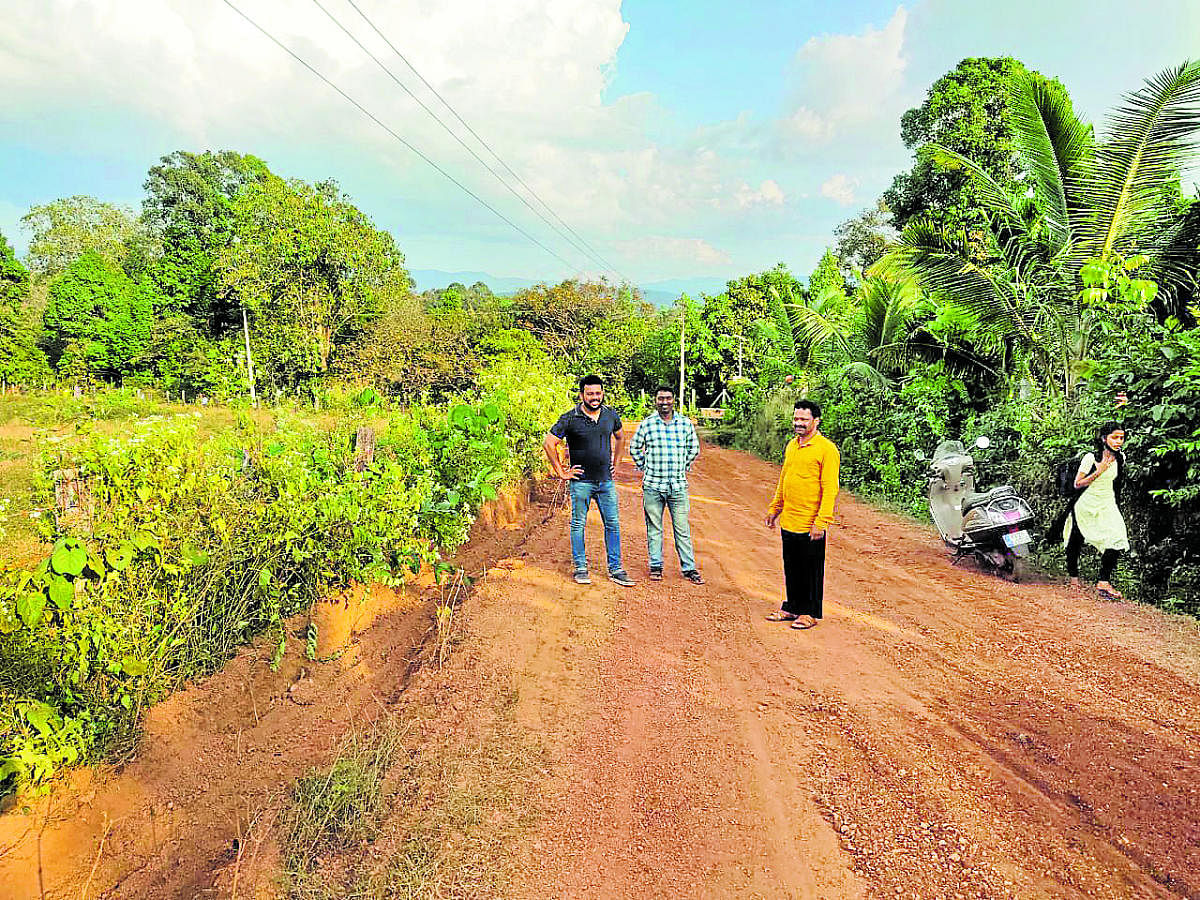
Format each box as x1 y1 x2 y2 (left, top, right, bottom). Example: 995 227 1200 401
543 436 565 477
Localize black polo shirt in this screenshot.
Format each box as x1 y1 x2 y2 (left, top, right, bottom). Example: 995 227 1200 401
550 404 623 483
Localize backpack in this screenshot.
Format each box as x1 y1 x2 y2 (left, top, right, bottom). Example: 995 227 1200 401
1055 453 1091 497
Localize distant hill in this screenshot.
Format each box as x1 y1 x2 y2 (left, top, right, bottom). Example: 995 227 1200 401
410 270 729 307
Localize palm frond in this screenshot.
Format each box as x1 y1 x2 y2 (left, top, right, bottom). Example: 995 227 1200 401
837 360 891 392
882 220 1000 312
858 274 918 355
920 144 1028 234
1008 71 1094 254
785 300 853 359
1075 60 1200 261
1139 199 1200 320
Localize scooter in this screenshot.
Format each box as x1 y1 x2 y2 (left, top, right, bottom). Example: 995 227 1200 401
925 436 1037 581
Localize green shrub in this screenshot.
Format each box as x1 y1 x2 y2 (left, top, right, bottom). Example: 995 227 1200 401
0 384 558 792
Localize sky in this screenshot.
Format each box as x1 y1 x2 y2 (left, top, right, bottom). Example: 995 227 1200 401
1 0 1198 292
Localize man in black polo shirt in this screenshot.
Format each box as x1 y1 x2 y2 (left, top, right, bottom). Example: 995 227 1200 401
543 375 635 586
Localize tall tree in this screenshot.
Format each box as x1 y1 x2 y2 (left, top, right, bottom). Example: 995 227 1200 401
882 58 1074 235
834 198 897 281
0 230 49 383
886 62 1200 395
142 150 271 331
21 196 141 278
217 176 407 387
42 251 154 379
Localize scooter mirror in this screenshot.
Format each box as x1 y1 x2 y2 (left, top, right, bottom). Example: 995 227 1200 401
975 435 991 450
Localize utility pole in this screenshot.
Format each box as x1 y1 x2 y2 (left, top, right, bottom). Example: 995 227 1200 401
678 295 687 406
242 306 257 408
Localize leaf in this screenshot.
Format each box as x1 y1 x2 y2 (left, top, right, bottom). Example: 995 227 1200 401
481 402 502 424
449 404 474 430
16 592 47 628
131 531 157 552
258 567 273 590
106 544 134 572
136 486 151 503
85 550 106 578
48 577 74 610
182 543 209 567
0 605 19 634
22 701 58 736
50 545 87 577
120 656 149 677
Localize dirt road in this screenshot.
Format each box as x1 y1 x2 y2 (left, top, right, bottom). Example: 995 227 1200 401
492 441 1200 899
2 439 1198 898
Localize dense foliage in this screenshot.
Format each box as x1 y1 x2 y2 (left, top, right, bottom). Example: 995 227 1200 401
0 352 569 789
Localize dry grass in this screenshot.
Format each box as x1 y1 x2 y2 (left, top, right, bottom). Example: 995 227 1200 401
282 685 544 900
280 717 405 899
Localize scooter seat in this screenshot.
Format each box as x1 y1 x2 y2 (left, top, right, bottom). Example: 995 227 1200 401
961 485 1016 514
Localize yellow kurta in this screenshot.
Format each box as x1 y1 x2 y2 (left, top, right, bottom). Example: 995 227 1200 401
1063 452 1130 552
769 432 840 532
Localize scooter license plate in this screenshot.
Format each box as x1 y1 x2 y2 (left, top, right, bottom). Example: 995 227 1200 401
1003 530 1031 548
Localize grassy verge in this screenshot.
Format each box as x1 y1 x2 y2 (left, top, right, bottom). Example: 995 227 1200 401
278 687 543 900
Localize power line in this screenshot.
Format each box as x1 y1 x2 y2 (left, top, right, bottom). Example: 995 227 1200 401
340 0 628 280
307 0 617 278
217 0 582 274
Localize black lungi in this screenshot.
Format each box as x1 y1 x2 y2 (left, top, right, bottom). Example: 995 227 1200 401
781 528 825 619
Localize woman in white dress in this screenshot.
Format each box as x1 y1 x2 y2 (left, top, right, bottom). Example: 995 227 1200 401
1065 422 1129 600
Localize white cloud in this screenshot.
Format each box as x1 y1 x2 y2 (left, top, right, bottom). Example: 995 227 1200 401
612 235 732 267
819 174 860 206
778 6 910 147
734 179 786 209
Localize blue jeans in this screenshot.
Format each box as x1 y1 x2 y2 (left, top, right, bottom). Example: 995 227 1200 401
569 479 623 574
643 484 696 573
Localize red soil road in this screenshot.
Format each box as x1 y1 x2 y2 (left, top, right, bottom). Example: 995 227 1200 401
497 440 1200 899
3 438 1200 898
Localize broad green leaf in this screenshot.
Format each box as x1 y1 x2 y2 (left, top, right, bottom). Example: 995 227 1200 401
481 402 502 424
50 545 87 577
106 544 134 572
120 656 149 677
85 550 106 578
132 531 157 552
23 701 58 736
48 577 74 610
449 404 474 429
16 592 47 628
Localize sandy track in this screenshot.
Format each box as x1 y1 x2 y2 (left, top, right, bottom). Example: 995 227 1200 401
2 439 1198 898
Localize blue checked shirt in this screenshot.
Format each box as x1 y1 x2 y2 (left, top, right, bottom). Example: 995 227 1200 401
629 413 700 491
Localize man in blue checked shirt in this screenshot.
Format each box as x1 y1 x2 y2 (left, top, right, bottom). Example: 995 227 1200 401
629 385 705 584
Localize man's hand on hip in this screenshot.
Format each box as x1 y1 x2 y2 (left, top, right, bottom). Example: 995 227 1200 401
809 528 826 540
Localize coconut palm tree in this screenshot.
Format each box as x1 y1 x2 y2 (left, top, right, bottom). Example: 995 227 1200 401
883 61 1200 395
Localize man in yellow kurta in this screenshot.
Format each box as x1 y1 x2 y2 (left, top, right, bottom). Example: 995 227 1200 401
764 399 840 630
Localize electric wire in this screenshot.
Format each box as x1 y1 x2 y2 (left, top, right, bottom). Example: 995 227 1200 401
340 0 628 279
307 0 617 278
217 0 581 274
